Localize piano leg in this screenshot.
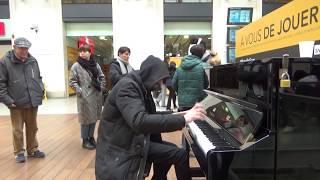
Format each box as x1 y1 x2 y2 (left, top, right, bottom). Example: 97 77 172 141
207 151 235 180
181 135 205 177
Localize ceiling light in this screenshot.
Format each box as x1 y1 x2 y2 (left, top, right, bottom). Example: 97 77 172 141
99 36 107 40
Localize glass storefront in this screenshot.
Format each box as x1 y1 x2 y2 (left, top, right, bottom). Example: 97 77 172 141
164 22 211 66
65 23 114 94
0 41 11 58
165 0 212 2
66 36 114 94
62 0 112 3
164 35 211 57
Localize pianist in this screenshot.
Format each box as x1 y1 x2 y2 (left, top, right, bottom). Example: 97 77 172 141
95 55 206 180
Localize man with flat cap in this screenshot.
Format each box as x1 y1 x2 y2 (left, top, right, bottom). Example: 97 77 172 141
0 37 45 163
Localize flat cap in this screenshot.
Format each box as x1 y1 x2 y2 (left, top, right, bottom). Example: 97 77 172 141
14 37 32 48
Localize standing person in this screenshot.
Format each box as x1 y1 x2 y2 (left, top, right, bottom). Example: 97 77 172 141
95 55 206 180
173 44 209 112
109 46 133 87
0 37 45 163
155 56 170 106
166 61 177 110
69 44 106 150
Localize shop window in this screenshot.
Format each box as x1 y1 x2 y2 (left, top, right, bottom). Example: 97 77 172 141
62 0 112 4
164 0 212 2
181 0 212 2
66 36 114 94
164 35 211 57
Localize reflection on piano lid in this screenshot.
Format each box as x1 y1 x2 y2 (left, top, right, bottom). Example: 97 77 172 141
186 90 265 155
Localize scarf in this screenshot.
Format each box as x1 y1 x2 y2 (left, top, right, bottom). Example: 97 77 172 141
117 57 133 75
77 56 101 91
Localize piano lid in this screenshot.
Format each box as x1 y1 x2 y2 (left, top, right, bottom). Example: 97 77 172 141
200 90 264 145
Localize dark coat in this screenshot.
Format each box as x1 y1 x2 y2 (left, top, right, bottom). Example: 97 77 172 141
95 55 186 180
0 51 44 107
109 60 124 87
109 59 133 87
165 65 176 87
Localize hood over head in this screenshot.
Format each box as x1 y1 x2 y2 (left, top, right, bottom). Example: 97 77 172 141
139 55 169 91
181 55 202 70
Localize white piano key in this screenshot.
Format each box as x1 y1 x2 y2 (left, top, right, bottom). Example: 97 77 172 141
188 121 216 155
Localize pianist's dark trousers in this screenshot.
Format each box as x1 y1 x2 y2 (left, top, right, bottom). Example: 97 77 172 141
178 107 192 149
148 141 191 180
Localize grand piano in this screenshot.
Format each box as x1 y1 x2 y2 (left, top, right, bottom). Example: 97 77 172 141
184 57 320 180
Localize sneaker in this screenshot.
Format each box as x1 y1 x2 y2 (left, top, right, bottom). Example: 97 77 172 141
28 150 45 158
82 139 95 150
15 153 25 163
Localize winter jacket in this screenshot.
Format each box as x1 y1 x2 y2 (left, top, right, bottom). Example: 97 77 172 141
165 65 176 88
95 55 186 180
69 61 105 125
173 55 208 108
0 51 44 108
109 59 132 87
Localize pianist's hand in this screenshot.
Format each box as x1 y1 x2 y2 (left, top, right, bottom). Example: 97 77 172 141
184 103 206 124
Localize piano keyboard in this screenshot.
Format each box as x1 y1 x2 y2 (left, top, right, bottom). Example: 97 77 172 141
187 120 237 155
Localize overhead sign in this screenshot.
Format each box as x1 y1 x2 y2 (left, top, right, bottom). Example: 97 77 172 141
0 22 5 36
236 0 320 58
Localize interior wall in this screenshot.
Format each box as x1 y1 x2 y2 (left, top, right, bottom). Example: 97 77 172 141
212 0 262 64
9 0 66 98
112 0 164 69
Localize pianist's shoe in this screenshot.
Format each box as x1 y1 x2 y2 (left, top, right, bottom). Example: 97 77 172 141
83 138 95 150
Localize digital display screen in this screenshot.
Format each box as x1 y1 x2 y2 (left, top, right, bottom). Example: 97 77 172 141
227 47 236 63
227 27 240 44
227 7 253 25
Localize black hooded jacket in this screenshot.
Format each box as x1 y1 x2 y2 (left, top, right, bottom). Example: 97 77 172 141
95 55 186 180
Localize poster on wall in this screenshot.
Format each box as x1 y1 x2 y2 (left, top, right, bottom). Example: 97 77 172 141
0 22 5 36
236 0 320 61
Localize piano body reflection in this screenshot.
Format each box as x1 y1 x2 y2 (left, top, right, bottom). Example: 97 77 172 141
184 57 320 180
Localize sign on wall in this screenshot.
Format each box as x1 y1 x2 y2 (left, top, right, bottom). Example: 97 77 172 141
0 22 5 36
236 0 320 59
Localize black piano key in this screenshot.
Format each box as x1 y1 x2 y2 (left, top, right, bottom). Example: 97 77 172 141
194 121 236 149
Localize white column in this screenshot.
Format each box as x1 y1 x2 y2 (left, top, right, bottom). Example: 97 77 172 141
112 0 164 69
212 0 262 64
9 0 66 98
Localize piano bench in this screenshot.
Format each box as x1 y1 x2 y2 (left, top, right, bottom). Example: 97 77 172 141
190 167 206 177
143 162 152 178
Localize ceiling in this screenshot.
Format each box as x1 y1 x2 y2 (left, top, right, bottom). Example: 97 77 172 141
263 0 292 3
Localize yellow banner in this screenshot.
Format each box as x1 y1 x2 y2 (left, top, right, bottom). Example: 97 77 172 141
236 0 320 58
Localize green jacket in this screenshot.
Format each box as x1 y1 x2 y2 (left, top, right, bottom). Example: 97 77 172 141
173 55 208 108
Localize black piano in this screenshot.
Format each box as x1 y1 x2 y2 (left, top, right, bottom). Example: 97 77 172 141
184 57 320 180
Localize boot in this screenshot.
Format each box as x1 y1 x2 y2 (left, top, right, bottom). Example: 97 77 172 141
82 138 95 150
89 137 96 147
